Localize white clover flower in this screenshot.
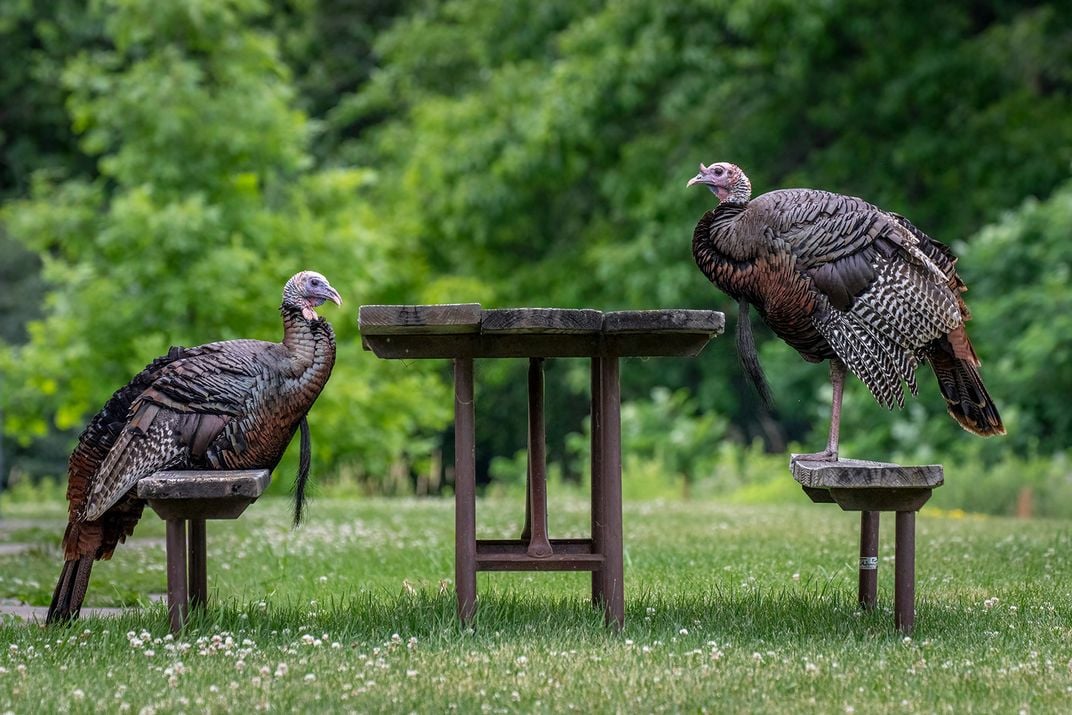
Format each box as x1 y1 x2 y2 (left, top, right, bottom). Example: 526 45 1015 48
304 673 316 682
72 689 85 700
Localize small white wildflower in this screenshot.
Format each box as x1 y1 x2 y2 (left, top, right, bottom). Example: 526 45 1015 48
753 652 763 662
318 575 328 584
678 628 689 636
72 689 85 700
515 656 528 667
304 673 316 683
406 669 418 678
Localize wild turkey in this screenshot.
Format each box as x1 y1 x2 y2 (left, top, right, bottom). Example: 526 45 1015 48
47 270 341 623
687 162 1004 460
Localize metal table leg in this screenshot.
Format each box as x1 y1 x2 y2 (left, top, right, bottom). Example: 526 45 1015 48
590 357 605 607
454 357 478 623
598 357 624 628
858 511 879 609
525 358 552 557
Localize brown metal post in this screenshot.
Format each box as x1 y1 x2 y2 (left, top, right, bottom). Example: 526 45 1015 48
894 511 916 634
526 358 553 557
454 357 478 623
188 519 208 609
165 519 189 633
599 356 624 628
858 511 879 609
590 357 605 606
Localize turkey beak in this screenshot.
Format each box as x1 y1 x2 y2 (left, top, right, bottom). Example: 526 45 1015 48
325 287 342 307
687 164 711 189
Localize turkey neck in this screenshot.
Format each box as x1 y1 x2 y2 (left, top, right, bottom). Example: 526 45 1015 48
280 304 336 389
692 200 759 302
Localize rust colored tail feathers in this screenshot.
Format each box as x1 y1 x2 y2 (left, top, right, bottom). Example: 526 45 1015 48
929 337 1005 437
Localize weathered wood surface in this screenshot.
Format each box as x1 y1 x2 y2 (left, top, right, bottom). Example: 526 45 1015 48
603 309 725 335
481 308 603 334
358 304 726 359
791 458 943 490
359 304 482 334
137 469 271 500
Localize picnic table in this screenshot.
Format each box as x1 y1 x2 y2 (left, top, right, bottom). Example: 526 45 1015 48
359 304 724 626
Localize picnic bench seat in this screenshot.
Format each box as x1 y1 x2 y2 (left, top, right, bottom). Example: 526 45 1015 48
360 304 725 627
138 469 271 632
792 457 944 633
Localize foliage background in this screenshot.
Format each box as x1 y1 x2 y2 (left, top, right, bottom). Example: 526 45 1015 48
1 0 1070 511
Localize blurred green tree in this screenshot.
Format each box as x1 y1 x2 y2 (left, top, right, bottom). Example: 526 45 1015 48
0 0 450 487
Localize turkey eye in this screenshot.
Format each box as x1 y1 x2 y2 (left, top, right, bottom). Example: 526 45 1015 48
713 167 724 177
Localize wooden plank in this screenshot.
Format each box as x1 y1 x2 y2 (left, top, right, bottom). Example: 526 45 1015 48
137 469 271 500
603 309 725 335
481 308 603 334
791 458 943 490
359 304 482 335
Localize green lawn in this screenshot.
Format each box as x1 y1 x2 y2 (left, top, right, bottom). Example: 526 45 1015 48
1 495 1070 713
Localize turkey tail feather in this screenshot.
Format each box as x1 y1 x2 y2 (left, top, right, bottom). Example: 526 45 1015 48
293 415 311 527
737 300 776 412
46 557 94 624
929 348 1005 436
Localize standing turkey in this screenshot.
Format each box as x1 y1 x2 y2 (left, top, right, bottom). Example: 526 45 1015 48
47 270 341 623
687 162 1004 460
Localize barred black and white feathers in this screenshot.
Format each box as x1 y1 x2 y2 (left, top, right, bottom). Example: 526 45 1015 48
47 271 341 623
688 162 1003 438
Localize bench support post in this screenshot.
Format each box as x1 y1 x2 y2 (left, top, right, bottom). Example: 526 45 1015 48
165 519 188 633
858 511 879 609
188 519 208 609
895 511 916 634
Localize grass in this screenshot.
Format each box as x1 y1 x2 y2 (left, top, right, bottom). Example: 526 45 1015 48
1 494 1071 713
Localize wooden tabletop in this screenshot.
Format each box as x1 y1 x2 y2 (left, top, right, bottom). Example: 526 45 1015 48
359 304 725 359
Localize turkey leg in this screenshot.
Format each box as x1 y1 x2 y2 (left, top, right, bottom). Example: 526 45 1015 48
794 359 845 462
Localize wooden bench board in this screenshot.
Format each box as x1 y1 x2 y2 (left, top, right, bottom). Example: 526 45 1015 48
137 469 271 500
791 458 943 490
